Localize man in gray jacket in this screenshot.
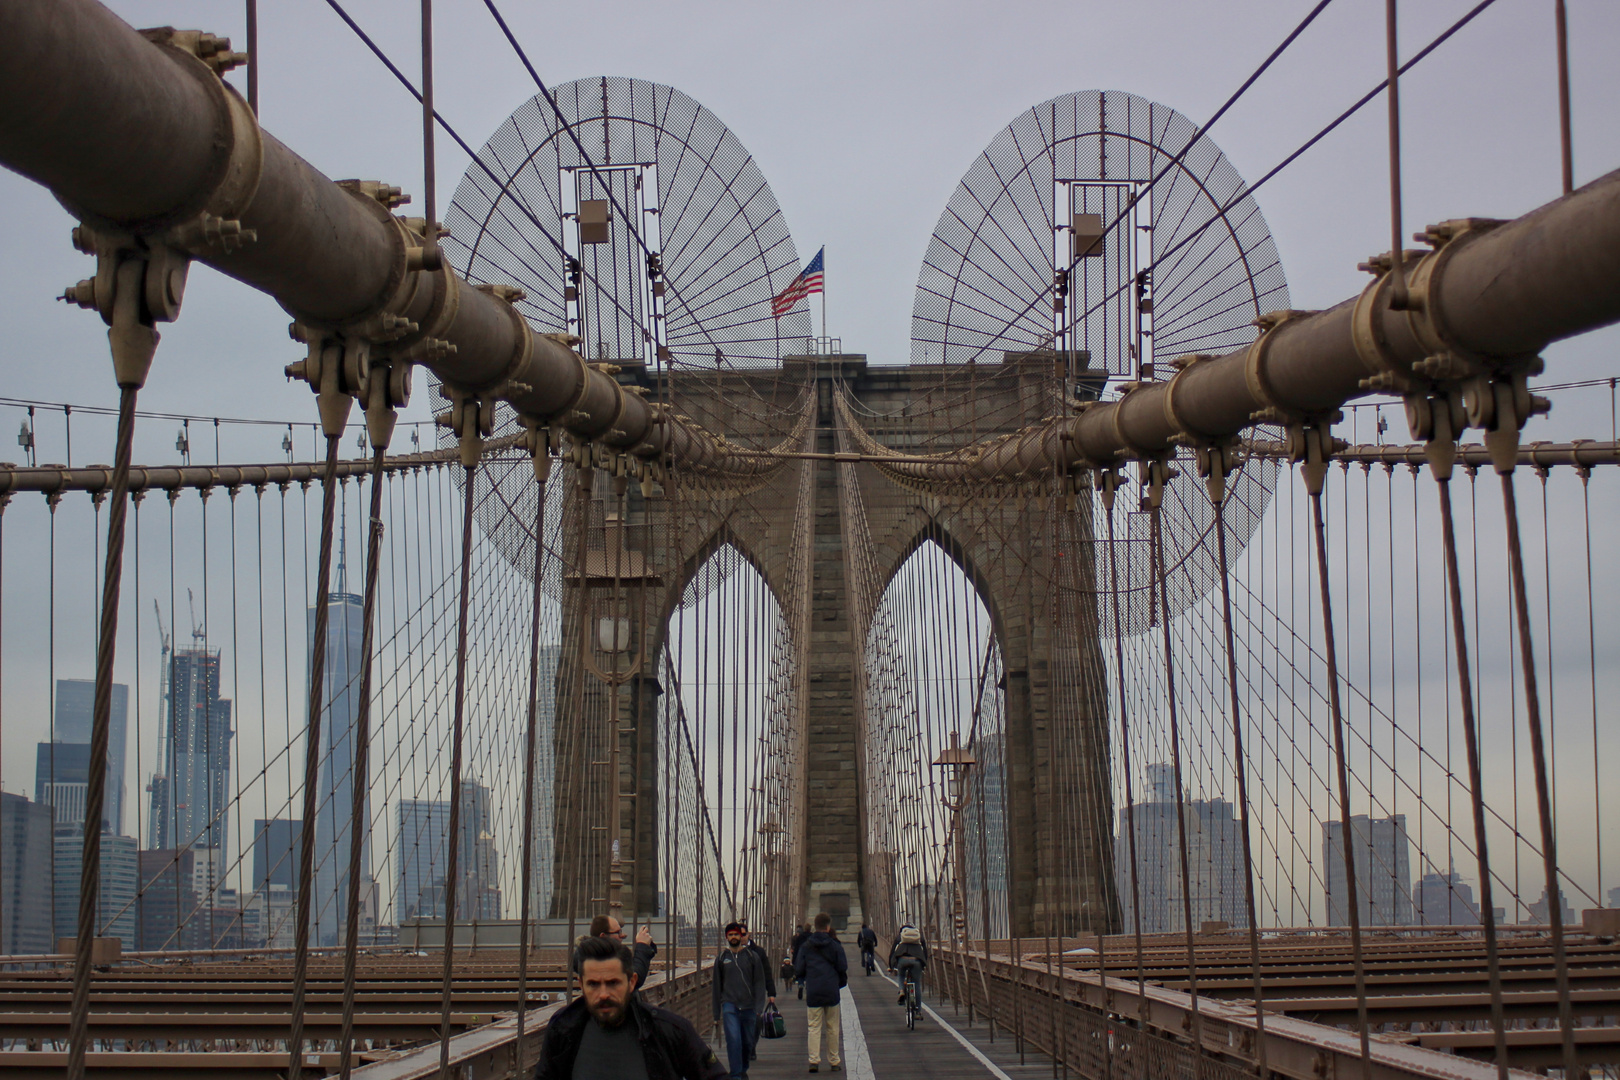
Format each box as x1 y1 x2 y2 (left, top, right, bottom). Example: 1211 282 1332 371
712 921 776 1080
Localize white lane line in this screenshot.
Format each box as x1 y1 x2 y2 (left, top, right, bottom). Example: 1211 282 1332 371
877 969 1015 1080
840 983 877 1080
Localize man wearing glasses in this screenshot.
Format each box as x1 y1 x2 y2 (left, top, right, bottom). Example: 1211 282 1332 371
576 914 658 989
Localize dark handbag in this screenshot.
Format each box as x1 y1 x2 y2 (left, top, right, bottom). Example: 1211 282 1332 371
759 1005 787 1039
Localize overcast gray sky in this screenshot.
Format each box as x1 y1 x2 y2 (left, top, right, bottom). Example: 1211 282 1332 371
2 0 1617 460
1 0 1617 908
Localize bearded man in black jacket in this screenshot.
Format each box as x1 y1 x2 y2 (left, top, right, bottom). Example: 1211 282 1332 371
535 936 725 1080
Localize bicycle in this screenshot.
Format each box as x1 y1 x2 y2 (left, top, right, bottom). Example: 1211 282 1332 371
861 949 876 976
901 971 920 1030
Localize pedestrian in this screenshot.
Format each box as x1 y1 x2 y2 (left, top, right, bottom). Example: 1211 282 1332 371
534 934 724 1079
573 913 658 989
855 924 877 975
711 920 775 1080
738 924 774 1065
793 912 847 1073
789 922 812 999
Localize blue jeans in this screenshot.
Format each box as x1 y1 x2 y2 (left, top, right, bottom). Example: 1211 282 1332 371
720 1001 756 1079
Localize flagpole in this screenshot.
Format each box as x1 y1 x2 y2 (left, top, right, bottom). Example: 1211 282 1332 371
820 247 827 349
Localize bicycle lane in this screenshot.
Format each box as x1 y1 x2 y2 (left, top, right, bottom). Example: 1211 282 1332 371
842 963 1055 1079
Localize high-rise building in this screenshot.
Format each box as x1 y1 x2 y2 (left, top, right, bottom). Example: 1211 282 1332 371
52 824 137 949
396 781 500 924
0 792 53 954
1115 768 1251 933
1527 887 1575 926
252 818 302 894
243 886 297 949
146 637 233 891
35 742 92 827
244 819 303 950
1413 869 1480 925
137 848 200 951
54 679 129 836
1324 815 1412 927
310 588 373 947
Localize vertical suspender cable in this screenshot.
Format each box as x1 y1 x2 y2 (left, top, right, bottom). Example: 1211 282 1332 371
1383 0 1409 311
1497 468 1577 1076
1103 484 1149 1080
1305 457 1373 1080
1579 469 1601 905
66 383 140 1080
337 445 388 1080
518 452 550 1040
1427 440 1509 1078
1209 473 1269 1080
1554 0 1573 195
437 458 479 1079
419 0 441 271
1148 474 1205 1072
288 432 343 1080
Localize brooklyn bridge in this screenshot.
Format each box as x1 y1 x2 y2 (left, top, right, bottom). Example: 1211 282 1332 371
0 0 1617 1077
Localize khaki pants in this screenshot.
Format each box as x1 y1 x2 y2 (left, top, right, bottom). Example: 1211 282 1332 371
806 1002 841 1066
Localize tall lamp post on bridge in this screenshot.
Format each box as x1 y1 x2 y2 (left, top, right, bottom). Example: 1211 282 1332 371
760 817 785 953
932 731 977 950
567 506 660 920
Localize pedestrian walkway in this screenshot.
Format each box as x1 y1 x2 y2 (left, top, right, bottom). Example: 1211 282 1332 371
727 941 1056 1079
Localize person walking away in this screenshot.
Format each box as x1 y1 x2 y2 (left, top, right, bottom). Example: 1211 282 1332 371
739 924 775 1065
855 924 877 975
794 913 847 1072
574 914 658 989
711 921 774 1080
888 925 928 1006
789 922 812 999
535 935 724 1079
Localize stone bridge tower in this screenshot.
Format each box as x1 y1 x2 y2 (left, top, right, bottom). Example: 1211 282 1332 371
548 353 1119 939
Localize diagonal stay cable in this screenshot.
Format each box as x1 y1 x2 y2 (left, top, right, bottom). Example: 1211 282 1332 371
319 0 654 336
1076 0 1504 343
948 0 1336 367
478 0 777 372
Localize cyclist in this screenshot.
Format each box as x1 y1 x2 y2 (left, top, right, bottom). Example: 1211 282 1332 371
888 925 928 1006
856 923 878 975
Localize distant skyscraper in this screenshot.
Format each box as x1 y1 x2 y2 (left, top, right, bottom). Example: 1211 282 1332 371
1324 815 1412 927
1414 869 1480 926
54 679 129 836
146 637 233 889
252 818 302 894
35 742 92 827
1115 767 1250 933
396 781 500 924
1527 887 1575 926
52 824 137 949
310 588 372 947
137 848 200 951
0 792 53 954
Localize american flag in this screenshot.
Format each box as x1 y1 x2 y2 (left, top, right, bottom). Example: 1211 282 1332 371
771 247 824 318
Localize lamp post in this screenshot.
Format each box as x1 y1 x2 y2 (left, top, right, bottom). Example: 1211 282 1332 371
565 503 661 919
932 730 977 949
933 729 979 1012
761 818 784 953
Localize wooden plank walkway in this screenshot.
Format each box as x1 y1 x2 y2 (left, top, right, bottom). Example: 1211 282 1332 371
718 941 1058 1080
